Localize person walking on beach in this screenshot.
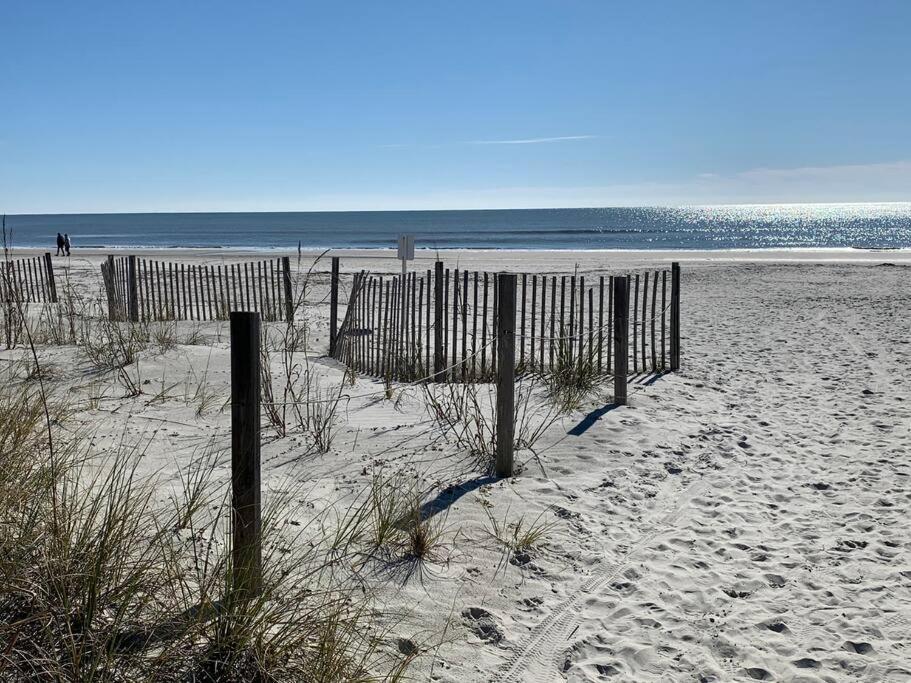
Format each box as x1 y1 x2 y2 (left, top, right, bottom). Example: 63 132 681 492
63 233 71 256
56 232 64 256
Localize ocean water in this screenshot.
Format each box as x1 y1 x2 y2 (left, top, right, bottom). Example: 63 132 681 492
4 203 910 251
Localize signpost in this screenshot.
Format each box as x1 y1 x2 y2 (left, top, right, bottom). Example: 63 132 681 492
397 234 415 276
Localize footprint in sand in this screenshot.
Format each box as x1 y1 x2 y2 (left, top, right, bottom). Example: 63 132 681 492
792 657 821 669
763 621 789 634
764 573 786 588
842 640 875 655
395 638 418 656
461 607 504 644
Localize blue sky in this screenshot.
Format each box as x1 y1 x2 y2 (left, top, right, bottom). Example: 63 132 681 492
2 1 910 213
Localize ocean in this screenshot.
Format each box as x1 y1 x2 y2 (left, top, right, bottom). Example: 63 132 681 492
4 203 911 251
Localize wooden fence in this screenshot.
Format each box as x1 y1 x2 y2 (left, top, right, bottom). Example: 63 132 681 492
331 261 680 383
1 253 58 305
101 255 294 323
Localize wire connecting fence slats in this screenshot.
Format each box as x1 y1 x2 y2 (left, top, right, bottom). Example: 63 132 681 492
101 256 292 322
331 264 676 383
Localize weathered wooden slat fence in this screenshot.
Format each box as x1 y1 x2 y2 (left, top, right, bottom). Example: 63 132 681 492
1 253 58 305
101 255 294 323
331 261 680 383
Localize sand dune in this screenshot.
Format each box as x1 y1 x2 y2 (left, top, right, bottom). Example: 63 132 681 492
4 249 909 681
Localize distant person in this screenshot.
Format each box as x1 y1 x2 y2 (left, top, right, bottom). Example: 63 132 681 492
64 233 71 256
56 232 65 256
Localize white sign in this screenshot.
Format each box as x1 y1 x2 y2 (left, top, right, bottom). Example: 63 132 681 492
397 234 415 261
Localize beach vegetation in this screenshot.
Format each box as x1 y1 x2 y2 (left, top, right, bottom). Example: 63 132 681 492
541 328 602 412
0 375 418 681
422 378 561 474
483 506 555 554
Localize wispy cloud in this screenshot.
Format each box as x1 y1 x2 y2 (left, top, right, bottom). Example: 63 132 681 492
376 135 597 149
467 135 598 145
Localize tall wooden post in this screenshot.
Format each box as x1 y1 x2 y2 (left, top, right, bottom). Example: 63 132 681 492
43 252 58 303
496 273 516 477
230 311 262 598
281 256 294 322
329 256 340 356
127 255 140 322
670 262 681 371
613 275 629 405
433 261 444 381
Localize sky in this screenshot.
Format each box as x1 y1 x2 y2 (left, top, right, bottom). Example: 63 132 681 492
2 1 910 214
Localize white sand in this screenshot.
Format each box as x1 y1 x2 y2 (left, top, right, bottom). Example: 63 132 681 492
4 248 909 681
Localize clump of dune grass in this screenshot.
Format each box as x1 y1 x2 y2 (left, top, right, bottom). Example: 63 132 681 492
151 319 179 351
0 389 164 681
483 507 555 565
367 473 410 553
422 377 562 474
154 459 413 682
360 474 450 573
0 384 418 681
541 330 602 412
403 504 447 564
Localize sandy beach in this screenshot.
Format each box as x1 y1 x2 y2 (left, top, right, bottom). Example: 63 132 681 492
2 248 909 681
6 1 910 678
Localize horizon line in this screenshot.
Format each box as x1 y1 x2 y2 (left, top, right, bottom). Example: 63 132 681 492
5 200 911 217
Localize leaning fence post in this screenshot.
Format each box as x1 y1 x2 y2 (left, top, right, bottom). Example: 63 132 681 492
433 261 444 381
496 272 516 477
104 255 117 320
670 261 681 371
230 311 262 599
281 256 294 322
43 252 58 303
613 275 629 405
329 256 340 356
127 255 140 322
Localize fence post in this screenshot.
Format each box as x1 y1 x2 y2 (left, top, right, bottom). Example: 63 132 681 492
230 311 262 599
670 262 680 371
613 275 629 405
104 255 117 320
127 255 140 322
433 261 444 381
43 252 58 303
329 256 340 356
281 256 294 322
496 272 516 477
